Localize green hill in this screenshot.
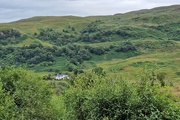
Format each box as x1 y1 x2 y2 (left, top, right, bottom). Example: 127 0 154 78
0 5 179 83
0 5 180 119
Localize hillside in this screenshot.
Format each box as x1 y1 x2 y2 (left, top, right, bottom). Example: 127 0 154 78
0 5 179 82
0 4 180 119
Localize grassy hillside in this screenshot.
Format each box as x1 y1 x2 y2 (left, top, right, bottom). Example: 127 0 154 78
0 5 179 84
0 5 180 119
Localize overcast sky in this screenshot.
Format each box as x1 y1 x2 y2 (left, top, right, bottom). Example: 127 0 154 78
0 0 179 23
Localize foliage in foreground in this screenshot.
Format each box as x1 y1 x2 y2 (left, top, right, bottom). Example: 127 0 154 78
0 67 57 120
62 73 180 120
0 67 179 120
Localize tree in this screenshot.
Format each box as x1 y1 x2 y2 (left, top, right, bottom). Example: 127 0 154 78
0 67 56 119
63 71 180 120
90 47 105 55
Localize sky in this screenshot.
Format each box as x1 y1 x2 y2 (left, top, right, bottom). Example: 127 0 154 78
0 0 180 23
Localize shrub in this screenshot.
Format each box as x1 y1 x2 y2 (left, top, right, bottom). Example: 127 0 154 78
115 41 137 52
63 73 180 120
0 67 57 119
92 67 106 76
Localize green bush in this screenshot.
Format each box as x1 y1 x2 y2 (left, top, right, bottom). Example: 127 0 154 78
115 41 137 52
0 29 21 39
0 67 57 119
63 73 180 120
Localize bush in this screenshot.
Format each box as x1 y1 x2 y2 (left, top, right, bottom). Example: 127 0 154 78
0 67 57 119
0 29 21 39
115 41 137 52
92 67 106 76
63 73 180 120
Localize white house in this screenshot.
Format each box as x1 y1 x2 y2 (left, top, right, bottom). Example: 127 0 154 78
55 74 69 80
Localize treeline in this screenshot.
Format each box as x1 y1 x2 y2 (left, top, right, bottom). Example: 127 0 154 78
2 39 174 72
34 27 77 45
0 42 111 70
0 29 21 39
0 29 25 45
14 43 55 66
33 22 180 45
1 40 174 72
0 43 55 67
24 22 180 44
79 20 174 43
34 23 161 44
0 41 142 71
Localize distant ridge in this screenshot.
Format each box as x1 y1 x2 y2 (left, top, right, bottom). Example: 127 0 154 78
0 4 179 24
115 4 180 15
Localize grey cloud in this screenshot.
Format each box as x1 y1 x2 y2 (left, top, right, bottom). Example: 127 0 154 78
0 0 179 23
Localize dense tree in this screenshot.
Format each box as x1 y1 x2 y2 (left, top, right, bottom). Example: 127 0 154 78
0 67 57 119
35 28 77 45
0 29 21 40
89 46 106 55
13 44 56 65
63 72 180 120
115 41 137 52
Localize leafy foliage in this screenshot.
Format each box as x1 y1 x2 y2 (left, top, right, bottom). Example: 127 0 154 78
35 28 77 45
0 29 21 39
0 29 26 45
92 67 106 76
115 41 137 52
0 67 57 119
62 73 180 120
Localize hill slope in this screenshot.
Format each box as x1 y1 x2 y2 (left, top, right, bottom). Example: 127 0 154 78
0 5 179 83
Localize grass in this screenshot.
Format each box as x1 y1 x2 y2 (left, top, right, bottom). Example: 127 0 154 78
31 57 69 73
17 38 52 47
91 50 180 98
